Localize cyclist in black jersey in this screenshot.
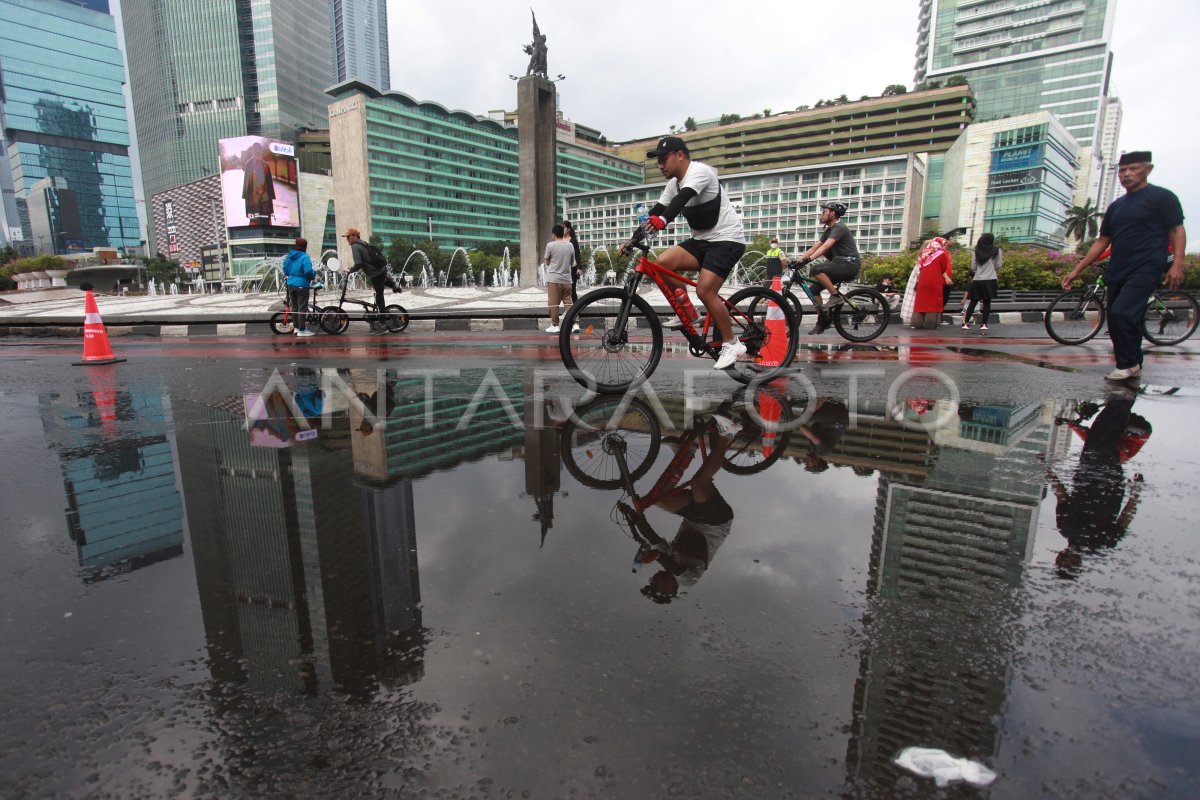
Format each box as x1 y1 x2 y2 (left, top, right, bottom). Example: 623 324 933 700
795 201 861 334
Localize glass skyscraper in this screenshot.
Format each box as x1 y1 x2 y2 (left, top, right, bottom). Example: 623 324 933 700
914 0 1115 148
0 0 140 253
330 0 390 90
121 0 332 232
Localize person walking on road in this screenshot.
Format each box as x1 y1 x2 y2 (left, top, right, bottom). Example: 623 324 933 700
1061 151 1187 381
283 237 317 336
962 233 1001 332
544 224 576 333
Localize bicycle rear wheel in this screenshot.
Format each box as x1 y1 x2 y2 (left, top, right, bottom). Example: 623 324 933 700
383 304 410 332
319 306 350 335
723 287 798 385
832 288 890 342
1143 291 1199 346
559 288 663 394
1045 288 1105 345
560 397 662 489
269 310 294 335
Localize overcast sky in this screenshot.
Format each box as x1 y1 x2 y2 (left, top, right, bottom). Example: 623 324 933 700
386 0 1198 240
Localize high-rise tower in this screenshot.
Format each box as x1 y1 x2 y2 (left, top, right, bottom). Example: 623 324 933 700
914 0 1116 148
120 0 332 215
0 0 140 253
330 0 390 90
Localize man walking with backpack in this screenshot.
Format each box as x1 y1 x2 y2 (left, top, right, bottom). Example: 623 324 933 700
343 227 396 335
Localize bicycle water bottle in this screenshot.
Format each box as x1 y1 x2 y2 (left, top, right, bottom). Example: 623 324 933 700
671 287 701 328
634 202 649 227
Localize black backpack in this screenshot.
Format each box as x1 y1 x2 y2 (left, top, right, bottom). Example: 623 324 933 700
362 242 388 276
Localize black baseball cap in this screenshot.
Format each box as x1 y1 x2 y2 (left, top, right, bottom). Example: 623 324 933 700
646 136 689 158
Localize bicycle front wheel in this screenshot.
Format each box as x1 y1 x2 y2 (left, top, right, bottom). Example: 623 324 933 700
715 384 794 475
832 288 890 342
559 288 663 394
1045 289 1105 345
319 306 350 335
1143 291 1199 346
560 396 662 489
269 311 294 335
383 304 410 333
723 287 798 385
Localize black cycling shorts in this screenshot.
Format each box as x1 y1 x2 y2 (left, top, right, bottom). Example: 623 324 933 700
811 257 860 284
678 239 746 281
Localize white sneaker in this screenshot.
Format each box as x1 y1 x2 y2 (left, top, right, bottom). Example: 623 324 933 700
1105 364 1142 381
714 341 747 369
571 323 580 332
663 313 704 330
710 413 743 438
295 329 317 337
545 325 560 333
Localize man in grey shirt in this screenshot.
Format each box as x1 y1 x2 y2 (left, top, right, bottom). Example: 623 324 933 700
543 224 577 333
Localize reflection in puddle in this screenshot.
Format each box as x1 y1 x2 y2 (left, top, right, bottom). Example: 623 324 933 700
8 365 1196 797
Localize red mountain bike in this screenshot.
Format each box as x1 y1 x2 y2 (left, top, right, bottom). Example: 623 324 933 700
558 236 798 393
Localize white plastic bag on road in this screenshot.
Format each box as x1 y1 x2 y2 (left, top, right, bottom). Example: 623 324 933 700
893 746 997 788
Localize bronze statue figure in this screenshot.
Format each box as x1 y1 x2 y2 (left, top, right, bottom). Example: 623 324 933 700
524 11 548 77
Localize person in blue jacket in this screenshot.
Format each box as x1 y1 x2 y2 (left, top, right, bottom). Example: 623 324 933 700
283 237 317 336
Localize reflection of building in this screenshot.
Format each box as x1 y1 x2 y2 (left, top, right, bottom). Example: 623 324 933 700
121 0 332 251
845 402 1056 793
566 153 928 256
0 0 140 253
39 387 183 581
178 397 426 697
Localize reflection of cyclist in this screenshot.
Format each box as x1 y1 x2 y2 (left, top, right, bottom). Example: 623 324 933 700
794 200 860 335
1046 391 1149 577
797 398 849 472
624 136 748 370
638 415 740 603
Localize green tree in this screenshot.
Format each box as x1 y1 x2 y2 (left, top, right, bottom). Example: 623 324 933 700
882 84 908 96
719 113 742 125
137 253 183 286
944 74 970 87
684 116 697 132
1063 200 1103 243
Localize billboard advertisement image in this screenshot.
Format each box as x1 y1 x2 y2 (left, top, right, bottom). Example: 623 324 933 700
218 136 299 229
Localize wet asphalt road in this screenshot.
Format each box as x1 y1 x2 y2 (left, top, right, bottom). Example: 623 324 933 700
1 329 1199 798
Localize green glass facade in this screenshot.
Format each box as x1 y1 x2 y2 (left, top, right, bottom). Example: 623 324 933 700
347 89 642 249
983 122 1077 247
916 0 1114 146
0 0 139 252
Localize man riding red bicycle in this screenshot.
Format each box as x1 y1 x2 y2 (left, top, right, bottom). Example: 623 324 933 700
622 136 747 370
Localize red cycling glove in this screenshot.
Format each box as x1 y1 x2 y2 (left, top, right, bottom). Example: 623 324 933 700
646 215 666 231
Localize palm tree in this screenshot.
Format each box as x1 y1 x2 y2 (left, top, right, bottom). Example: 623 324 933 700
1063 200 1103 242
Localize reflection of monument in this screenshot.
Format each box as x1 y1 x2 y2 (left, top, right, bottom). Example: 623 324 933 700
844 402 1056 793
39 387 184 581
517 14 557 285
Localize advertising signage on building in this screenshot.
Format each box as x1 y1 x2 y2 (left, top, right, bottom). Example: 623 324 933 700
217 136 299 230
988 168 1044 193
163 199 179 253
991 144 1043 173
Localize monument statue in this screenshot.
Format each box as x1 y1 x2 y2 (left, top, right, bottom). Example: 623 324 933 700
523 11 548 78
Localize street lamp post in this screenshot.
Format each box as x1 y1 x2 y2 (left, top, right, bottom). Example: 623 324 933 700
206 196 226 282
427 215 433 240
37 230 65 255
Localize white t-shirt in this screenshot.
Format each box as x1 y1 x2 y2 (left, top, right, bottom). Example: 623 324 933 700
657 161 744 243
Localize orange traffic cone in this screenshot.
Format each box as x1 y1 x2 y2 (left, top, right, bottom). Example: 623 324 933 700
757 275 790 367
72 290 126 366
756 386 782 458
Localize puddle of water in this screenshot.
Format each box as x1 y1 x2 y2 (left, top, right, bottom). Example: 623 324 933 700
1 365 1198 798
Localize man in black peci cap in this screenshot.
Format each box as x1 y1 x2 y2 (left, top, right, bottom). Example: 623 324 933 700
1062 151 1187 382
620 136 749 370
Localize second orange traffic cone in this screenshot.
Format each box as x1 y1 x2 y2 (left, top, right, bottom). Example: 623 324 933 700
757 275 790 367
72 290 126 366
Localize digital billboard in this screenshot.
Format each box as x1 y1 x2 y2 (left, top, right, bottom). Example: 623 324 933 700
218 135 299 230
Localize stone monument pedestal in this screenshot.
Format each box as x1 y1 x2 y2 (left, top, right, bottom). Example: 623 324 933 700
517 76 557 287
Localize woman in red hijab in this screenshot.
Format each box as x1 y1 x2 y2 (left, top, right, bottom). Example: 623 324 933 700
910 237 952 329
